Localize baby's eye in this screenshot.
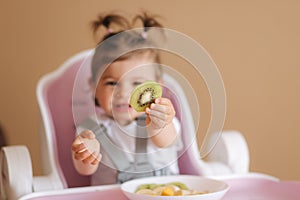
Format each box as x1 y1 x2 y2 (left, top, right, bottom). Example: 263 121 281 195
105 81 118 86
133 81 143 86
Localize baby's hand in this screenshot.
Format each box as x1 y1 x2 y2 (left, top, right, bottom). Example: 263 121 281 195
145 98 176 131
72 130 101 165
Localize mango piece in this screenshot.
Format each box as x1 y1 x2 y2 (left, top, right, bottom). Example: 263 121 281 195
161 186 175 196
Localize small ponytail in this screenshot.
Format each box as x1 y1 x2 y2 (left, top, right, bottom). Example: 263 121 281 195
133 12 163 32
91 14 130 41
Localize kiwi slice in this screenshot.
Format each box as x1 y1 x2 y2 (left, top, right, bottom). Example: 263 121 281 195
130 80 162 112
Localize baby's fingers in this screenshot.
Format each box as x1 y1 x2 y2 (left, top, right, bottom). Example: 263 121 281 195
82 153 102 165
146 107 168 121
149 98 175 115
155 98 172 105
91 154 102 165
74 149 91 161
72 130 95 148
72 142 87 153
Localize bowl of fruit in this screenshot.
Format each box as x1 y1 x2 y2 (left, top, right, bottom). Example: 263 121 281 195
121 175 229 200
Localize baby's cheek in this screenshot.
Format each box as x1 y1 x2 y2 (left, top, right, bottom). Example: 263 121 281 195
135 111 145 118
128 109 143 120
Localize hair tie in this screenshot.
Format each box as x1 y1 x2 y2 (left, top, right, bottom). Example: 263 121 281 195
107 28 114 33
141 31 148 39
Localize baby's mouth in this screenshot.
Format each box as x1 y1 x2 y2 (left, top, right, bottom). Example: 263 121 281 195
113 103 132 111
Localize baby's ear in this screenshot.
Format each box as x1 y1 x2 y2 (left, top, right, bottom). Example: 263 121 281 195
157 78 164 86
88 77 96 91
88 77 101 107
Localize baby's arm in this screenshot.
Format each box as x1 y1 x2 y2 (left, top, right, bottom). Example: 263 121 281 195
71 130 101 175
145 98 178 148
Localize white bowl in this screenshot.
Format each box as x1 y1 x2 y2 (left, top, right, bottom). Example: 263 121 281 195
121 175 229 200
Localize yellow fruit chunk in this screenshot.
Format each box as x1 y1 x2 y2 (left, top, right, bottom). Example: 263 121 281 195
135 189 156 195
161 186 175 196
174 190 183 196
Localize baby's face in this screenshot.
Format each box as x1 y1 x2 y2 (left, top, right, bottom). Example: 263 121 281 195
95 54 158 126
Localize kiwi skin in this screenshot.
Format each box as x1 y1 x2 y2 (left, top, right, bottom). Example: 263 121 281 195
130 81 162 112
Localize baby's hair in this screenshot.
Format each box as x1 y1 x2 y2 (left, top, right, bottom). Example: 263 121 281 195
133 12 163 32
90 12 164 83
91 13 131 41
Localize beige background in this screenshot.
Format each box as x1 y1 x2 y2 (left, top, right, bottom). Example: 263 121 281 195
0 0 299 181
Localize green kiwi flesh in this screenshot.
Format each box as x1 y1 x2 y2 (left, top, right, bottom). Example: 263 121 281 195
130 81 162 112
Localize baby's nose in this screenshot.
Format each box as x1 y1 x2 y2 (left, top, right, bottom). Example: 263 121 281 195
115 84 131 98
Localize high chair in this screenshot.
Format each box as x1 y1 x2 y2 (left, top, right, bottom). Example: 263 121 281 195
0 49 250 200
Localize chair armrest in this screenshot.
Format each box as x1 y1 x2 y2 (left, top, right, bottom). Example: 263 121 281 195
205 130 250 174
0 145 65 200
33 174 64 192
0 145 33 200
